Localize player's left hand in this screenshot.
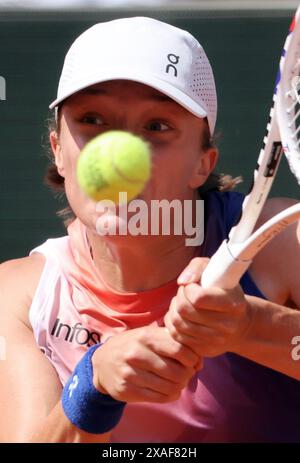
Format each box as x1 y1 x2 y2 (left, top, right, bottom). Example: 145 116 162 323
164 257 252 357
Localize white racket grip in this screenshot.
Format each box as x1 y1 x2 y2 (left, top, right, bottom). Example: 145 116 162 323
201 240 252 290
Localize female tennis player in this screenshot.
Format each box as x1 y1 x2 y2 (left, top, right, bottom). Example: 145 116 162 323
0 17 299 443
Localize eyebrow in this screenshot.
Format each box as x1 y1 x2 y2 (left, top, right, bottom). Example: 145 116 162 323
80 86 175 103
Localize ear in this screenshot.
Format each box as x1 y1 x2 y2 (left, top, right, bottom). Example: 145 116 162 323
189 147 218 189
50 130 65 177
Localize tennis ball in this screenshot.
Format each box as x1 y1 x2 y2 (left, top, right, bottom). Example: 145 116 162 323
77 130 151 203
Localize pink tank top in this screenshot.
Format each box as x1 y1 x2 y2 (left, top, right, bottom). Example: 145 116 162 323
29 219 223 442
29 195 300 442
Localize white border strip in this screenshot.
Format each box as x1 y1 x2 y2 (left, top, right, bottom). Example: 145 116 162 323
0 0 299 11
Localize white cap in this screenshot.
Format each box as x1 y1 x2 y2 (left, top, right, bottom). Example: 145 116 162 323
49 17 217 134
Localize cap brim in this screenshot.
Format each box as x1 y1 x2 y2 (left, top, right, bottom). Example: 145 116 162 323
49 71 208 120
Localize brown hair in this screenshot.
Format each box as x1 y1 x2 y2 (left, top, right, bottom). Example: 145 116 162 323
45 109 64 193
44 111 242 225
198 120 242 194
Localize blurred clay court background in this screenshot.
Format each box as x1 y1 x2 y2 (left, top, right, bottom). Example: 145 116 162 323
0 0 299 262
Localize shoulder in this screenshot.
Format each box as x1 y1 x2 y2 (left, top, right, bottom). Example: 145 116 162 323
250 197 300 306
256 197 299 247
0 253 46 289
0 253 46 328
257 197 298 222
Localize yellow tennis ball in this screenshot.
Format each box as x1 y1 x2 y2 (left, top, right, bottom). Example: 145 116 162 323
77 131 151 203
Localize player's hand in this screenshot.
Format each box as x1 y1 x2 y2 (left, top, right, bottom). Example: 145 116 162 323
164 257 252 357
91 325 201 403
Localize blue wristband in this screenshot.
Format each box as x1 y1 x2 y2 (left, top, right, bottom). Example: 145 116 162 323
61 343 126 434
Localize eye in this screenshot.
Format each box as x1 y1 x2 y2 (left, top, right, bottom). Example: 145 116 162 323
80 114 104 126
146 121 170 132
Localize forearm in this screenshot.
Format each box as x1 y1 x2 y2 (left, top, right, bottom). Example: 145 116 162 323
29 401 110 443
231 295 300 380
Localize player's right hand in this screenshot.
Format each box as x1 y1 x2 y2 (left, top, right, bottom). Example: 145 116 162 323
91 325 201 403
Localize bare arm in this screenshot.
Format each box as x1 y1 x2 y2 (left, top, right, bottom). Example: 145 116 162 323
229 197 300 377
0 256 109 442
164 198 300 380
230 295 300 379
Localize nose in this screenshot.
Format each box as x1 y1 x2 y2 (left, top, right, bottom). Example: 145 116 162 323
112 115 139 135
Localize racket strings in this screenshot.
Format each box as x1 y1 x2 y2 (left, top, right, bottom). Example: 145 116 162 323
280 57 300 184
286 70 300 147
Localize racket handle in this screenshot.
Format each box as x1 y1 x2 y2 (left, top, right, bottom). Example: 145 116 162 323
201 240 252 290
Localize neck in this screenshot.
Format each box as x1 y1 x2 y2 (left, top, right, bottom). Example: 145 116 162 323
87 231 199 293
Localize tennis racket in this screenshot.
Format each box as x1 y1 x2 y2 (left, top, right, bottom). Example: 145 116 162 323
201 7 300 290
